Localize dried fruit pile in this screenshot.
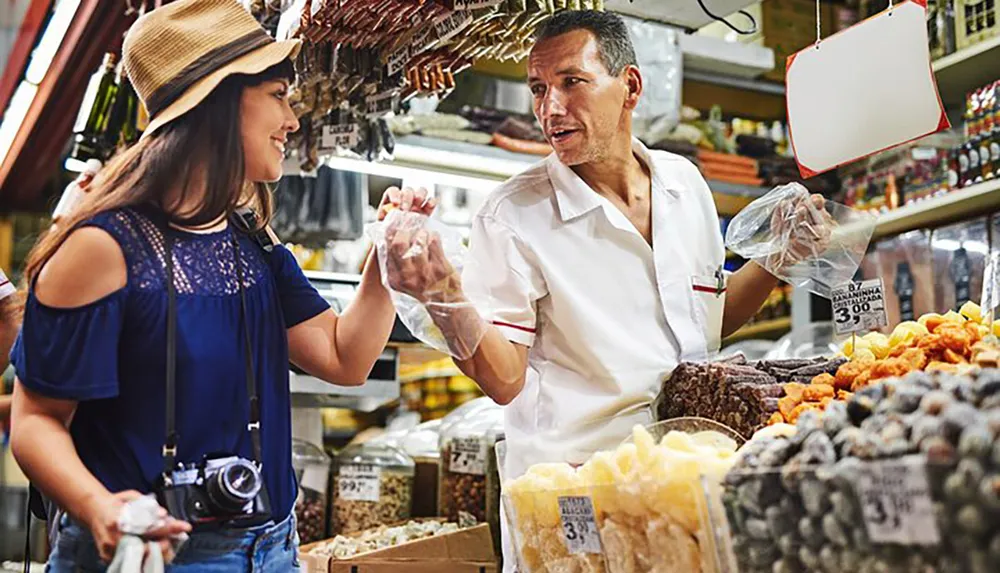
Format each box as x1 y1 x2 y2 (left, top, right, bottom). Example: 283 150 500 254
721 368 1000 573
505 426 738 573
829 302 1000 394
655 356 847 438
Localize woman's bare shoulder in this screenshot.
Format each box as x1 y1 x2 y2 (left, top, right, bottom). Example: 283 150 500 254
35 227 127 308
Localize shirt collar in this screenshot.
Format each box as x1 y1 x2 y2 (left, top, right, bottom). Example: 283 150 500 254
547 138 683 222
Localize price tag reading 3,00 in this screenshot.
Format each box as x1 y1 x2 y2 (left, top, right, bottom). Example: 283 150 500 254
338 464 381 503
558 496 602 554
832 278 889 335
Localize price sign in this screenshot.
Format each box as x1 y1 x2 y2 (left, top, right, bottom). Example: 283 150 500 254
385 46 411 76
320 124 359 150
855 456 940 545
365 90 398 118
558 496 602 554
338 464 381 502
449 437 487 475
433 11 473 44
300 464 328 494
831 278 889 335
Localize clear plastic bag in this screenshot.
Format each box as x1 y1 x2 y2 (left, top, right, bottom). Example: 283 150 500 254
725 182 876 298
370 209 487 360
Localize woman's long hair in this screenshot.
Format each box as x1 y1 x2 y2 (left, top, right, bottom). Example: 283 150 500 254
23 59 295 286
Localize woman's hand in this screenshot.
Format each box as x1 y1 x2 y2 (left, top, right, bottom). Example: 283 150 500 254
83 490 191 563
377 186 437 221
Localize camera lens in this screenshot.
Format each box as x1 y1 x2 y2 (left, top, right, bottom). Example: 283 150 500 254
206 458 263 513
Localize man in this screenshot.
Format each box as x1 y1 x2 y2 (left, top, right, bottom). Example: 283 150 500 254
382 10 825 568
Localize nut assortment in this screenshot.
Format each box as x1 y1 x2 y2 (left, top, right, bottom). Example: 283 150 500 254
332 471 414 535
309 519 461 559
721 368 1000 572
440 443 488 523
295 495 327 544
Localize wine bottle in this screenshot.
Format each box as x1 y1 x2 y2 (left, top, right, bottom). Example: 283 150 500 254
70 53 118 162
100 61 132 159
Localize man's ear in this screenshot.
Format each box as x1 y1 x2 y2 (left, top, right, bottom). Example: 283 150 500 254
623 65 643 111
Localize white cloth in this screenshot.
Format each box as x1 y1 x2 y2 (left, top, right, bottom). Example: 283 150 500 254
108 495 187 573
0 269 15 300
462 139 727 571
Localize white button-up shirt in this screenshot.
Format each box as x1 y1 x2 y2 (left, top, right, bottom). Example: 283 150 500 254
463 138 728 479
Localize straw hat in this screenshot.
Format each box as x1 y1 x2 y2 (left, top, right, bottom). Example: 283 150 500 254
123 0 301 138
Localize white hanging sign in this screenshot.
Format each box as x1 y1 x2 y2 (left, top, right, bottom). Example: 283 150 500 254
785 0 949 178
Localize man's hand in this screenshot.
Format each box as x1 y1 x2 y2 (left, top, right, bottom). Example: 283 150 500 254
83 490 191 564
765 192 833 272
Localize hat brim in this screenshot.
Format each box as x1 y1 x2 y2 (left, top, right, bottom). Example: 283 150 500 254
142 39 301 138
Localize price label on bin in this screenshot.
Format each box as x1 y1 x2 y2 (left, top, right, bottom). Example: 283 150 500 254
558 496 603 554
449 437 487 475
831 279 889 335
855 456 940 545
339 464 381 502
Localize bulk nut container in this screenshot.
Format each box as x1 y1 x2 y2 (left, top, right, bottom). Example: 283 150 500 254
330 439 415 535
291 439 331 544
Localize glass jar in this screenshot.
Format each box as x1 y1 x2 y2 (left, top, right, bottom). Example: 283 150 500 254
291 439 331 544
438 405 504 525
401 419 442 518
331 440 415 535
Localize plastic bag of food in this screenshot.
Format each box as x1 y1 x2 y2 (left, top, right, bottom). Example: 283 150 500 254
725 182 876 298
370 209 488 360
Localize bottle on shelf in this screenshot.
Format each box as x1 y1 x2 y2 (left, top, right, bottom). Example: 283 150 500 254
947 146 961 191
979 84 994 181
100 61 136 159
885 172 900 210
69 53 119 163
991 80 1000 181
962 90 980 187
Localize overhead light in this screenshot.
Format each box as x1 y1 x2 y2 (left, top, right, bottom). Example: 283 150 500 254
24 0 82 85
324 155 503 194
0 83 38 166
0 0 82 167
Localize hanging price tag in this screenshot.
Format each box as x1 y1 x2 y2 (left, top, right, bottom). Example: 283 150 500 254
433 11 473 44
855 456 940 545
558 496 602 554
320 124 359 150
385 46 411 76
300 464 328 494
338 464 381 502
449 0 504 10
365 90 398 118
449 437 487 475
831 278 888 335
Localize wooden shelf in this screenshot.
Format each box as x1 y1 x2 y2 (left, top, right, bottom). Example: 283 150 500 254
869 178 1000 240
932 35 1000 109
724 317 791 343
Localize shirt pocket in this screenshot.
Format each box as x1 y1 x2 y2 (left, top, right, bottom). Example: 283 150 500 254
690 274 727 355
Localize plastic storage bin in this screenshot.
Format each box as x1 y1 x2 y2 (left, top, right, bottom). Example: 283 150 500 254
438 405 504 525
330 439 415 535
291 439 332 544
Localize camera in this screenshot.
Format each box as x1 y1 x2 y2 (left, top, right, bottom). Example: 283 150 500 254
157 455 272 531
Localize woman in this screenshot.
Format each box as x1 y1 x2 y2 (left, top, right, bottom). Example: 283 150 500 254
9 0 428 570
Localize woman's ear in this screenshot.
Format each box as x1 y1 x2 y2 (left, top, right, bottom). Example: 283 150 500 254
623 66 643 111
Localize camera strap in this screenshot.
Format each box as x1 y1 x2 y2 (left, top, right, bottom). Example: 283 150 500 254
161 220 263 481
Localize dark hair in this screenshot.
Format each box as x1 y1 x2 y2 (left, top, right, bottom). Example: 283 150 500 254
534 11 638 76
24 59 295 285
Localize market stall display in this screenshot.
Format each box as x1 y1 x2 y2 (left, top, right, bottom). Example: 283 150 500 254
292 439 333 544
307 519 461 559
717 367 1000 573
503 424 739 573
331 439 416 535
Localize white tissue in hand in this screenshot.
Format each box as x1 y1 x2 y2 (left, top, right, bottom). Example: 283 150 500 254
117 495 165 536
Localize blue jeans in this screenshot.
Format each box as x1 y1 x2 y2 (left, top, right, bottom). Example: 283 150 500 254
46 513 300 572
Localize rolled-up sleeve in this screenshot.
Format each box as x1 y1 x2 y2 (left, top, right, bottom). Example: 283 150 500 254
462 214 547 347
12 290 126 401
